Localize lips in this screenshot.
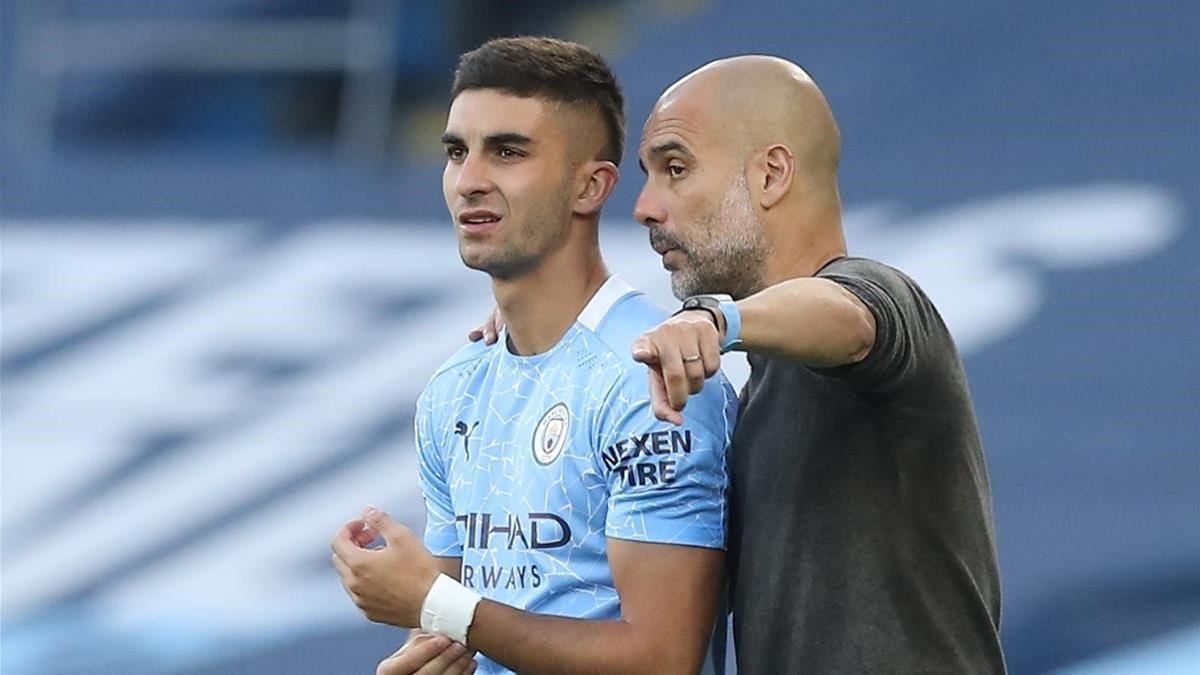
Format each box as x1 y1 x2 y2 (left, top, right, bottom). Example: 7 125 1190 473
457 209 503 234
458 209 501 225
648 229 683 256
661 249 686 270
650 231 687 270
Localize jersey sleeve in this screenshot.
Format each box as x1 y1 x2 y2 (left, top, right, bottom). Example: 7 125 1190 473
816 258 945 391
416 387 462 557
594 369 735 550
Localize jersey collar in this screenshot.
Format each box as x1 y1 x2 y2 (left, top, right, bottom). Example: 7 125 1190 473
576 274 639 332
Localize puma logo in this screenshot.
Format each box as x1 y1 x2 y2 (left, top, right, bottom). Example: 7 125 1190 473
454 421 480 459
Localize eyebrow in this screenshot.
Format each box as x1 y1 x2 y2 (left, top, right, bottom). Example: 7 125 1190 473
638 140 696 174
441 132 534 147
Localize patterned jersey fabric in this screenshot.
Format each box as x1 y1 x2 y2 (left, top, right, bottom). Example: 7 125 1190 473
416 276 737 674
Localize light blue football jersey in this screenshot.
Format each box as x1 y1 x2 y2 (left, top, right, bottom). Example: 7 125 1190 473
416 275 737 674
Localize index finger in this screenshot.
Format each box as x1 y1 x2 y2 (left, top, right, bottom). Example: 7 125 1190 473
331 520 366 561
379 635 454 674
343 518 380 548
353 524 381 549
412 641 471 675
397 631 439 654
649 366 684 425
631 336 660 365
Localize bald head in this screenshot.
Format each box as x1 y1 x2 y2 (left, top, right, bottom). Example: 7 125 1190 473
636 55 847 289
652 55 841 177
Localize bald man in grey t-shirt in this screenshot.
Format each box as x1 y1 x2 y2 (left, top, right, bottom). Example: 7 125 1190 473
629 56 1005 673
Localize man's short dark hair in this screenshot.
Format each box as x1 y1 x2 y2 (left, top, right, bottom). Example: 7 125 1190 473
452 36 626 164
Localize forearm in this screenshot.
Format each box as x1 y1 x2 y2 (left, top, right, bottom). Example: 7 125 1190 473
435 556 463 581
736 277 874 366
468 600 703 675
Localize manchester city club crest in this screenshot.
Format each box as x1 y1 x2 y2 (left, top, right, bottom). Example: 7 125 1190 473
531 403 570 465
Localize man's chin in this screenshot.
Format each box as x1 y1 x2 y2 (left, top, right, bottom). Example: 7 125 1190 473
670 273 741 300
460 250 502 277
460 251 534 282
459 249 487 271
668 272 702 300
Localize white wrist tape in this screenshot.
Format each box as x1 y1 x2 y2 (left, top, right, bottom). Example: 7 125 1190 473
419 573 482 644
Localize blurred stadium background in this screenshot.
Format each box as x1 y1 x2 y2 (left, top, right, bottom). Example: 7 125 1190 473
1 1 1197 673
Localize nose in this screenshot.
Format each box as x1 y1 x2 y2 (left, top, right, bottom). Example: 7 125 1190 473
633 183 667 228
455 153 494 198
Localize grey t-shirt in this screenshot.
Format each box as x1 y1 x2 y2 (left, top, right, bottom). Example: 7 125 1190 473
727 257 1005 674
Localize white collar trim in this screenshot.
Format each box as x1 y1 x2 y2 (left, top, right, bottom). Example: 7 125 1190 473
577 274 639 332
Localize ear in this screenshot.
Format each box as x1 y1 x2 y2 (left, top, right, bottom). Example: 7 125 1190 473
757 144 795 210
573 160 620 216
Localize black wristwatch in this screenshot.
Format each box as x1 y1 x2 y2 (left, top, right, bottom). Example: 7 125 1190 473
679 294 743 353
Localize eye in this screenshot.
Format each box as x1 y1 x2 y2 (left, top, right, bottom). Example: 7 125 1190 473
498 147 524 160
446 146 466 161
667 163 688 178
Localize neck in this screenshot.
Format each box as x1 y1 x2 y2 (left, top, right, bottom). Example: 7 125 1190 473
762 201 847 285
492 227 610 356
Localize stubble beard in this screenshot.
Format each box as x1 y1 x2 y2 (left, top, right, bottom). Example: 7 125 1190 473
669 173 768 300
459 179 575 281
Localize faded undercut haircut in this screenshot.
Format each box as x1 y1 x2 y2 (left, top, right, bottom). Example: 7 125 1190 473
451 36 626 164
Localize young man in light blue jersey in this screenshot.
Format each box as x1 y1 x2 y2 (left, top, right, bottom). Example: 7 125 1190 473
331 37 737 675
